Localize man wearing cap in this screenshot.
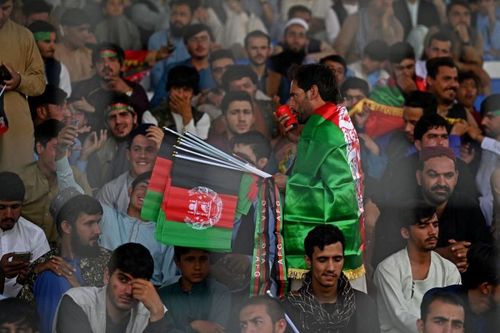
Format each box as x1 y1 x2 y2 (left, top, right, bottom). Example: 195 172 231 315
0 172 50 298
0 0 45 172
72 42 149 124
28 20 72 97
54 8 95 84
467 94 500 227
374 196 461 333
29 84 70 126
269 18 309 80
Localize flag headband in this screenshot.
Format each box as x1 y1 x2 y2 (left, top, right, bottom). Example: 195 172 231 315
486 109 500 117
109 103 134 113
99 49 118 59
33 31 52 42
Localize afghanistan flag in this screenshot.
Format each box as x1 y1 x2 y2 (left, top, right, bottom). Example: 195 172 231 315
349 97 404 138
0 86 8 135
156 157 244 251
141 131 177 223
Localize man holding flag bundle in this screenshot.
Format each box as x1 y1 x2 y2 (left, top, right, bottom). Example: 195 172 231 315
276 63 366 291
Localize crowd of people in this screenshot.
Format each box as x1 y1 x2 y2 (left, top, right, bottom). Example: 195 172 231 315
1 0 500 332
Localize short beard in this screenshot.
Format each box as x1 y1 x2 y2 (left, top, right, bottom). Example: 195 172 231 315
170 25 185 39
71 231 100 258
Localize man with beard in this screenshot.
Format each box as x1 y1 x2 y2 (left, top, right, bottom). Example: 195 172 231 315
374 198 461 333
239 296 287 333
426 57 469 124
269 18 309 81
72 43 149 126
0 172 50 298
276 64 365 291
283 225 378 332
148 0 195 70
54 243 169 332
466 94 500 227
30 193 110 333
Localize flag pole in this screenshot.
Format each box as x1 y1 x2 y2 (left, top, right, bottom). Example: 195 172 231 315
266 290 301 333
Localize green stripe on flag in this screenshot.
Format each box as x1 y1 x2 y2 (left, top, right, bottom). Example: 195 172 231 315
141 190 163 222
156 209 233 251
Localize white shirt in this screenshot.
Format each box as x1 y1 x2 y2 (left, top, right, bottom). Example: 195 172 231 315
406 0 419 28
0 217 50 297
374 248 461 333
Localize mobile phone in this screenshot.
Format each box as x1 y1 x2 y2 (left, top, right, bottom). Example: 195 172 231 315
11 252 32 262
0 64 12 85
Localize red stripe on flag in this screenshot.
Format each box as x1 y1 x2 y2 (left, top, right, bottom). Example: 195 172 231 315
165 186 238 229
149 158 172 193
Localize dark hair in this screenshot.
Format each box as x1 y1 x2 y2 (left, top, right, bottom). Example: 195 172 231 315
183 23 213 45
319 54 347 73
34 119 64 149
220 91 253 115
420 288 465 321
173 246 208 262
458 71 480 87
127 123 154 148
169 0 199 13
446 0 470 17
240 295 285 323
293 64 340 103
398 200 437 228
108 243 154 280
428 31 453 46
341 77 370 98
0 172 25 202
0 298 38 329
404 91 437 115
166 65 200 95
221 65 258 91
363 40 389 62
288 4 311 19
28 20 56 33
480 94 500 117
413 113 450 142
131 171 152 190
56 195 103 236
389 41 415 64
209 49 235 65
461 243 499 289
92 42 125 65
426 57 457 79
232 131 271 160
23 0 52 16
244 30 271 48
304 224 345 259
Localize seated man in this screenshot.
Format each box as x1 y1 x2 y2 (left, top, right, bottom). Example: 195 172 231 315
143 65 211 139
54 243 169 332
0 298 39 332
417 288 465 333
374 199 461 333
159 246 230 332
29 84 70 126
98 172 176 286
239 295 287 333
443 243 499 333
0 172 50 298
207 91 256 154
29 193 110 333
96 124 163 212
283 224 379 332
18 119 91 244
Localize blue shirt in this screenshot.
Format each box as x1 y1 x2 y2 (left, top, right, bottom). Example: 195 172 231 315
476 9 500 60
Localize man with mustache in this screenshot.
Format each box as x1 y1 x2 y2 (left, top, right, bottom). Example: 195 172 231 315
374 196 461 333
26 193 111 333
0 172 50 298
415 146 492 272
